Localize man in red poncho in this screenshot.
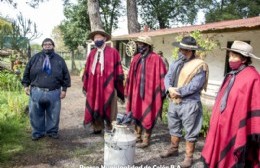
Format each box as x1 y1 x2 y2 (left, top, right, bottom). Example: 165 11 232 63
125 36 167 148
201 41 260 168
83 29 124 134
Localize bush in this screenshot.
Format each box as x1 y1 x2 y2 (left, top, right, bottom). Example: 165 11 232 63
0 71 29 163
0 71 23 91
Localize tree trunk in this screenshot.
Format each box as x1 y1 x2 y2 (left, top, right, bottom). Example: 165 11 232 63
71 50 77 74
87 0 103 31
127 0 140 34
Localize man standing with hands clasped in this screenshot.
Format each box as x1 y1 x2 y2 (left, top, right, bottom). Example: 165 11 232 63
82 29 125 134
22 38 71 141
160 36 209 168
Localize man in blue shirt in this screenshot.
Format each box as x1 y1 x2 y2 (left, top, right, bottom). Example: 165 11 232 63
160 36 208 168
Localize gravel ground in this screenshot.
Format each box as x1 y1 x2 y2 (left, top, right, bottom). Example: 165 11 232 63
7 76 205 168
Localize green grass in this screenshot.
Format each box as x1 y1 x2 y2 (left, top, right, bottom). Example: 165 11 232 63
0 115 28 163
0 90 31 165
0 71 36 165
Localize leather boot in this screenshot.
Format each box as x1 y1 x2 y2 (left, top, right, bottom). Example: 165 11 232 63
136 132 150 148
135 125 142 143
160 136 180 158
180 141 195 168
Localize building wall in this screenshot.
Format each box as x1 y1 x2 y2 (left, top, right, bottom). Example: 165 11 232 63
205 30 260 83
148 29 260 106
151 34 178 64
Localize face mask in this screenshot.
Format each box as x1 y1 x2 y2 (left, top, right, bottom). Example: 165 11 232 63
138 46 147 54
229 60 243 70
43 49 54 55
95 40 105 48
178 52 187 60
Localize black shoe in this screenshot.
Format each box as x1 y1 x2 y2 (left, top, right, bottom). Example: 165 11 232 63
31 135 44 141
48 133 59 139
92 130 102 134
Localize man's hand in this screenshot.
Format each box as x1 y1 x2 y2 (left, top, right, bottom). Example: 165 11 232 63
60 91 66 99
168 87 180 99
24 87 30 95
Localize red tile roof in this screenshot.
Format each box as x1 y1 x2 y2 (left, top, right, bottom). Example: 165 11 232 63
112 16 260 40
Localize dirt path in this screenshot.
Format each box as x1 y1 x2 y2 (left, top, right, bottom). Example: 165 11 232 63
9 76 205 168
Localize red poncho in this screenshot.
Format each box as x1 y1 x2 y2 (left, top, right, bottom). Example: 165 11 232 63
125 52 167 131
202 66 260 168
83 46 124 124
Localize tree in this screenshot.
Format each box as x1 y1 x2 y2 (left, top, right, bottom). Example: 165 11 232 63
172 30 218 60
51 26 68 52
0 17 12 49
99 0 122 34
204 0 260 23
127 0 140 33
10 13 41 58
137 0 200 29
60 0 91 73
87 0 103 31
0 0 47 8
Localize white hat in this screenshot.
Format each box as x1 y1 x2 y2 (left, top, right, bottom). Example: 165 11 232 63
223 41 260 60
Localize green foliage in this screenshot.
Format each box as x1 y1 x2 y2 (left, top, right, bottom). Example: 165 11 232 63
172 30 218 60
61 0 91 50
0 71 29 164
99 0 123 34
161 99 212 137
137 0 200 29
0 114 28 163
204 0 260 23
162 99 169 122
0 71 23 91
0 17 13 49
201 105 211 137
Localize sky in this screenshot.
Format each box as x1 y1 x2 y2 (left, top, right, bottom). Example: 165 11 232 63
0 0 66 44
0 0 128 45
0 1 204 45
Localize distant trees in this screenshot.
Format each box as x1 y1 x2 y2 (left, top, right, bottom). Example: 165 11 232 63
87 0 122 34
137 0 201 29
0 0 46 8
0 17 12 49
0 13 40 59
60 0 91 73
204 0 260 23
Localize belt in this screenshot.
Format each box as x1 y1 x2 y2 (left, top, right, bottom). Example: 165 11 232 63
33 87 59 92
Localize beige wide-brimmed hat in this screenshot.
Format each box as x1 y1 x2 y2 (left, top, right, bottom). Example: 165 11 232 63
223 41 260 60
135 36 153 46
88 29 111 41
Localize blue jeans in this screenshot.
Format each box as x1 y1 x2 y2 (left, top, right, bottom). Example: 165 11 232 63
29 87 61 138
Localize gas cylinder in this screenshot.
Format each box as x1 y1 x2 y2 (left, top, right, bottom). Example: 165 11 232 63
104 122 136 167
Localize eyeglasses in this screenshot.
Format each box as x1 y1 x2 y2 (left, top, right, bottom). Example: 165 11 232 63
43 43 53 46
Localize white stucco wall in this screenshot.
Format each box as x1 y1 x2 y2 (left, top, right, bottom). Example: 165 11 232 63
151 34 178 64
205 30 260 82
149 29 260 105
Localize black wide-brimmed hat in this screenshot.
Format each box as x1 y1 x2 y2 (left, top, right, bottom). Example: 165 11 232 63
172 36 203 50
88 29 111 41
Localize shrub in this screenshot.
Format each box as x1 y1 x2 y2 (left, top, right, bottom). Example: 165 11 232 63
0 70 23 91
0 71 29 163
